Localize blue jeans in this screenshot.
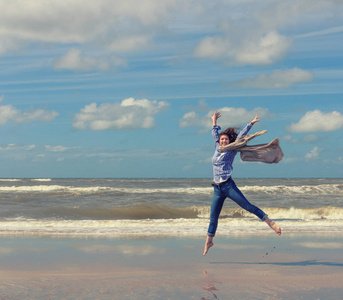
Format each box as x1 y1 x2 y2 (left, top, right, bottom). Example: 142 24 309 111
207 178 267 237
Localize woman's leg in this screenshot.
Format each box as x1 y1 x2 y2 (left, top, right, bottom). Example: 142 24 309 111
207 187 226 237
204 187 226 256
225 179 266 220
225 179 281 235
264 216 282 235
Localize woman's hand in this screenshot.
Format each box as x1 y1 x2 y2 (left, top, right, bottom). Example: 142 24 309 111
250 114 260 125
210 111 221 126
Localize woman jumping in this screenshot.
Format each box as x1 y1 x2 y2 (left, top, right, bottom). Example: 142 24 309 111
203 111 281 256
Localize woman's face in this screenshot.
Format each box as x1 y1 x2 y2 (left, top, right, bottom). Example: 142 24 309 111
219 134 230 146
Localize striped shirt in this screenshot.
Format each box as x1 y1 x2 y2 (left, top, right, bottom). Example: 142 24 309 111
212 124 252 183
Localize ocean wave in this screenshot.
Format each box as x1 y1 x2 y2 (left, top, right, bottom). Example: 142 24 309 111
0 185 212 195
31 178 52 182
37 204 199 220
4 203 343 221
0 185 109 193
0 183 342 196
196 206 343 221
1 217 343 237
0 179 22 182
241 184 343 195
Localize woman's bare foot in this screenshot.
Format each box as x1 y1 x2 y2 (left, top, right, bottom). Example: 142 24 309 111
270 221 282 235
265 217 282 235
203 236 214 256
203 242 213 256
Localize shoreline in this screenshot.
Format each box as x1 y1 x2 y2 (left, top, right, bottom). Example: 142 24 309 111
1 233 343 299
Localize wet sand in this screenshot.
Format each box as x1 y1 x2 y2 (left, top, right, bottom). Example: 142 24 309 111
1 232 343 299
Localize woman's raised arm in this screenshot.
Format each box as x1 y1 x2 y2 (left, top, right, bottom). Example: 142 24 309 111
210 111 221 127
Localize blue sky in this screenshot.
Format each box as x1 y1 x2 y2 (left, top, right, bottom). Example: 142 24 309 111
0 0 342 178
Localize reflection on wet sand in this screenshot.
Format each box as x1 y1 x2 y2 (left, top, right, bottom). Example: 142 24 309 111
202 270 219 300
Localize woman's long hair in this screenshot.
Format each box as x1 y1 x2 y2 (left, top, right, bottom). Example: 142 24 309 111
219 127 239 143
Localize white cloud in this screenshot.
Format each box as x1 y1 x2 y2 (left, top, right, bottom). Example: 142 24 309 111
0 144 74 153
305 146 321 161
283 134 319 144
0 99 58 125
180 102 271 131
235 31 292 66
1 0 342 74
107 35 153 53
73 97 170 130
192 0 343 67
54 48 127 72
193 35 232 61
0 0 181 56
287 110 343 133
282 156 300 164
295 26 343 39
220 106 271 126
179 111 209 129
45 145 78 152
0 143 81 163
283 135 298 144
257 0 343 32
194 31 292 66
301 135 320 143
2 0 340 55
0 144 15 151
0 37 26 56
73 148 196 161
226 68 313 89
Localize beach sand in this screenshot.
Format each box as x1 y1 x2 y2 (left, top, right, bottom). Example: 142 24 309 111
1 232 343 299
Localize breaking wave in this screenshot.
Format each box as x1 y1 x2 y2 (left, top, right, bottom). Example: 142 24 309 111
241 184 343 195
0 183 342 196
3 203 343 221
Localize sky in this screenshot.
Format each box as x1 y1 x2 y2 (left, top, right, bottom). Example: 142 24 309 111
0 0 342 178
